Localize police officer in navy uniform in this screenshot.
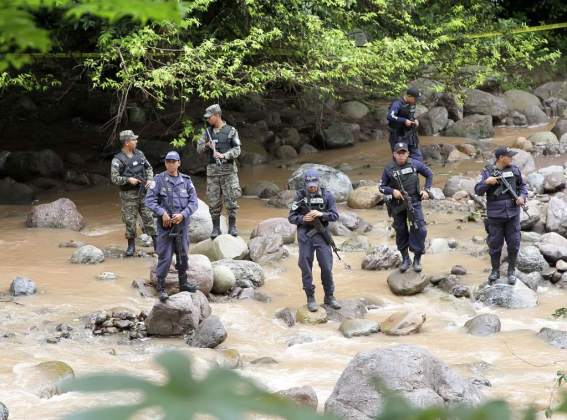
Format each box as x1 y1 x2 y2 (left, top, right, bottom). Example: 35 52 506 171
474 146 528 285
387 87 423 161
145 151 199 301
379 142 433 273
288 169 341 312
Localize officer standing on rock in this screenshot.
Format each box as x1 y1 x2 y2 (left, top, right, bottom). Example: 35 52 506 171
379 142 433 273
110 129 157 256
387 87 423 161
197 104 242 239
288 169 342 312
144 151 199 302
474 146 528 285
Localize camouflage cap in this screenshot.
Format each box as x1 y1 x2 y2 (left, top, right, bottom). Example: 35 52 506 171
119 130 139 143
204 104 222 118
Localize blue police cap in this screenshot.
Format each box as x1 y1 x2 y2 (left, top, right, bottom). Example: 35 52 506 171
165 151 181 161
304 168 320 187
394 142 409 152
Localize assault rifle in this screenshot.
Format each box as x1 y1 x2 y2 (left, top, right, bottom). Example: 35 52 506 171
493 169 531 218
204 127 223 166
391 171 417 230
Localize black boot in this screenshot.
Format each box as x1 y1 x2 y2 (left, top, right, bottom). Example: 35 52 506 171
399 248 411 273
488 254 500 285
210 217 221 239
151 235 157 252
412 253 422 273
157 278 169 302
507 253 518 285
306 294 318 312
324 295 341 310
179 275 197 293
125 238 136 257
228 215 238 237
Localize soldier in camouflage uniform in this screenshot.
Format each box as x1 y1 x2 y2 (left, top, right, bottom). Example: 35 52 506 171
110 130 156 256
197 104 242 238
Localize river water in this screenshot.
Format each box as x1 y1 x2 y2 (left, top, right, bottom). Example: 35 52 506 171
1 126 566 419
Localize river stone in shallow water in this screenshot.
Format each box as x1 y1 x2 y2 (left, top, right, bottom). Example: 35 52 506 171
475 282 538 309
211 234 248 260
249 234 288 264
70 245 104 264
361 245 400 270
26 198 85 231
277 385 318 410
145 291 211 336
216 349 242 369
275 307 296 327
517 246 547 273
339 319 380 338
381 311 426 336
186 315 227 348
464 314 501 336
537 328 567 349
324 344 482 419
9 276 37 296
212 265 236 294
538 232 567 262
387 271 428 296
323 299 367 322
17 361 75 398
296 305 328 324
211 259 265 289
250 217 296 244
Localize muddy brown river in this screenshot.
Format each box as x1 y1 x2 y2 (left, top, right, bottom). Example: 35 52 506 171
1 126 566 419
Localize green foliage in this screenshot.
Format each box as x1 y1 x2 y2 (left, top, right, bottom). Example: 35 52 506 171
170 118 198 149
551 308 567 319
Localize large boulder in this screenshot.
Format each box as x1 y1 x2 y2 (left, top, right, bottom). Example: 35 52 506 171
0 177 35 204
408 78 445 105
418 106 449 135
347 186 383 209
475 282 538 309
361 246 400 270
435 93 463 121
211 259 265 288
537 328 567 349
340 101 369 119
211 234 249 261
186 315 227 348
443 176 476 197
324 344 481 419
189 200 214 243
536 232 567 263
546 196 567 235
534 81 567 101
9 276 37 296
323 122 355 148
443 114 494 139
517 245 547 273
16 361 75 399
249 234 288 264
26 198 85 230
527 131 560 155
387 271 428 296
288 164 353 202
463 89 508 121
464 314 501 336
511 149 536 174
4 149 64 181
145 291 211 336
503 90 548 125
70 245 105 264
552 119 567 140
250 217 296 244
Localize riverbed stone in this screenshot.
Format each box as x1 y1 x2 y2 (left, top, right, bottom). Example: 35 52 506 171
361 245 400 270
387 271 428 296
211 259 265 289
464 314 501 336
475 281 538 309
70 245 105 264
26 198 85 231
212 265 236 294
537 327 567 349
277 385 318 410
381 311 426 336
250 217 297 244
288 164 353 202
296 305 328 324
9 276 37 296
17 361 75 399
186 315 227 348
339 319 380 338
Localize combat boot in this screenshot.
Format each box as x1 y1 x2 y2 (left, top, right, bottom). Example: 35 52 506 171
306 294 318 312
210 217 221 239
507 253 518 285
324 295 341 310
399 248 411 273
228 215 238 237
412 253 422 273
488 255 500 285
179 274 197 293
125 238 136 257
151 235 157 252
157 278 169 302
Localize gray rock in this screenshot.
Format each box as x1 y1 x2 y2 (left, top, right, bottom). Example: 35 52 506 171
212 265 236 294
250 217 297 244
70 245 105 264
242 181 280 199
16 360 74 399
381 311 426 336
211 234 249 261
323 122 355 148
339 319 380 338
299 144 319 154
9 276 37 296
508 111 528 126
464 89 508 121
435 93 463 121
186 315 227 348
451 265 467 275
267 190 296 209
361 245 400 270
0 177 34 204
537 232 567 263
145 291 211 336
418 106 449 135
429 238 451 254
528 131 560 155
96 272 117 281
288 164 353 202
517 245 547 273
504 89 548 125
429 187 445 200
275 144 298 160
511 149 536 174
475 282 538 309
150 254 214 295
279 127 302 147
527 172 545 194
517 271 544 291
464 314 501 336
543 172 565 193
324 344 481 419
211 259 265 288
435 275 471 298
537 328 567 349
5 149 64 181
296 305 328 324
338 211 372 233
340 235 370 252
552 119 567 140
443 176 476 197
277 385 318 410
324 299 367 322
249 234 289 264
275 307 295 327
534 81 567 101
189 199 214 243
26 198 85 230
387 271 428 296
443 114 494 139
340 101 369 119
546 196 567 235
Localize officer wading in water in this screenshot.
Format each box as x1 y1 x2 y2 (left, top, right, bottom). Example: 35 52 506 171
387 87 423 161
288 169 341 312
110 130 157 256
144 151 199 302
474 146 528 285
379 142 433 273
197 104 242 238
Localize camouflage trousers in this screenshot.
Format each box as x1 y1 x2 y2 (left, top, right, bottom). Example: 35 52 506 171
119 189 156 239
206 168 241 218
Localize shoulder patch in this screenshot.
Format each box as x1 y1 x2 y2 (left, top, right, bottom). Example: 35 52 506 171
149 180 156 189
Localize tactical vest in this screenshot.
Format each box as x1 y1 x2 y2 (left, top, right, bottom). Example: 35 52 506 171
486 165 519 202
388 99 415 130
387 159 420 197
294 189 329 226
206 124 237 165
115 150 147 191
